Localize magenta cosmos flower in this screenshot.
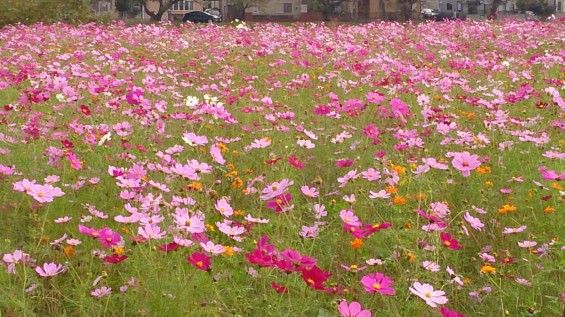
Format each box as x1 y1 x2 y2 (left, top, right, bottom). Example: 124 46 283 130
440 232 462 250
338 300 372 317
451 152 481 177
409 282 448 307
35 262 66 277
360 272 395 295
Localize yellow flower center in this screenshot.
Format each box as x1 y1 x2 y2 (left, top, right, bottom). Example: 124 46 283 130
373 283 381 290
425 292 432 298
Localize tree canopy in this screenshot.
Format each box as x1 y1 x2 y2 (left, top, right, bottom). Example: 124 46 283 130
1 0 92 26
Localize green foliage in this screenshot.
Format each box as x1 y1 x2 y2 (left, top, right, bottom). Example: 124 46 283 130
516 0 554 16
0 0 93 27
115 0 134 12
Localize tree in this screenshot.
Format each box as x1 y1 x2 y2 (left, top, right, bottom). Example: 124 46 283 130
317 0 348 20
137 0 182 21
116 0 141 18
488 0 502 19
230 0 269 20
1 0 92 26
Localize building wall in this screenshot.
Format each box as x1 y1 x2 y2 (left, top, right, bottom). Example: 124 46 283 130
249 0 303 17
141 0 203 20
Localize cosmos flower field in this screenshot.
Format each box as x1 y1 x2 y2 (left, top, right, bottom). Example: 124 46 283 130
0 20 564 316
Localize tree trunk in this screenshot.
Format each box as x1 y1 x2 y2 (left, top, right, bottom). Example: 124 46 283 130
488 0 502 19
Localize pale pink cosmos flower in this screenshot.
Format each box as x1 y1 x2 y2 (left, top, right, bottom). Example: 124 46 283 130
464 212 484 231
340 209 361 226
409 282 448 307
300 224 320 238
182 132 208 146
422 261 441 272
12 179 36 192
503 225 527 234
338 300 372 317
200 241 226 255
35 262 66 277
451 151 481 177
343 194 356 203
366 258 385 266
313 204 327 219
3 250 33 274
260 179 293 200
137 223 166 240
369 190 390 199
91 286 112 298
515 278 532 287
518 241 537 248
215 197 233 217
301 185 319 198
361 168 381 181
210 144 226 165
54 216 72 223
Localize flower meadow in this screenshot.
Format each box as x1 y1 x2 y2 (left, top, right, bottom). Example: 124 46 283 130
0 19 564 316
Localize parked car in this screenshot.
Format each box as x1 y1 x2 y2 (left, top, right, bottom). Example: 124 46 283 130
421 8 438 20
183 11 222 23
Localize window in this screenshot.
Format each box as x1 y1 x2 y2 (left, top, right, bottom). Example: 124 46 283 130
446 3 453 10
457 1 462 11
282 3 292 13
171 0 194 11
558 1 562 11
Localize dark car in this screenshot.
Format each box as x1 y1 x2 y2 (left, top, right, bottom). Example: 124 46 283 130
183 11 222 23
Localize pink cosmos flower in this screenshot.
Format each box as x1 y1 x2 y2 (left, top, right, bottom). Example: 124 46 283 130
362 168 381 181
440 307 466 317
187 252 212 271
451 152 481 177
338 300 372 317
261 179 294 200
27 183 65 203
97 227 122 248
3 250 33 274
35 262 66 277
210 144 226 165
360 272 395 295
288 156 304 169
215 197 234 217
266 193 293 213
409 282 448 307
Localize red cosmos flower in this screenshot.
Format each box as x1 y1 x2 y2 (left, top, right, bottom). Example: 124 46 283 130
301 266 331 290
157 242 180 252
336 159 354 168
187 252 212 271
361 222 392 237
61 140 74 148
271 282 288 293
104 254 128 264
440 232 462 250
264 157 282 165
288 156 304 170
80 104 91 115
